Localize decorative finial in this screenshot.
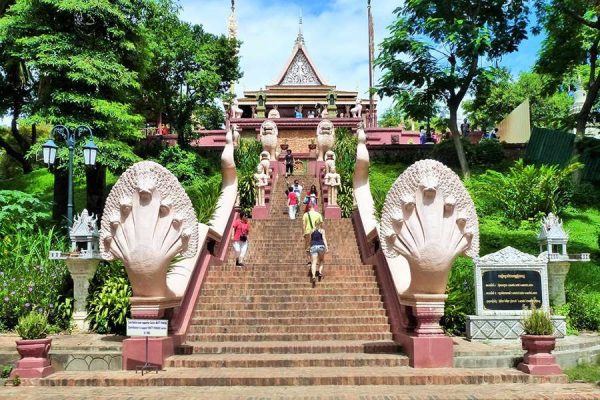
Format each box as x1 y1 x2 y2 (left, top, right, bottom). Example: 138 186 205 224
295 14 305 46
227 0 237 39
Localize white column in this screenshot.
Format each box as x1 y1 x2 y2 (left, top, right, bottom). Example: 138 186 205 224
65 258 100 331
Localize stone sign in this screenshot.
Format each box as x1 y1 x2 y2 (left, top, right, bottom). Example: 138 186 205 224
467 246 565 340
481 270 543 311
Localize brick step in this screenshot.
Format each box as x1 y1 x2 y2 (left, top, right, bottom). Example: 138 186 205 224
181 340 401 354
208 265 374 273
37 367 568 387
187 323 391 335
164 353 409 368
185 332 393 342
201 280 379 289
197 294 383 304
194 301 385 311
199 288 381 297
190 316 389 327
201 276 378 284
192 308 388 319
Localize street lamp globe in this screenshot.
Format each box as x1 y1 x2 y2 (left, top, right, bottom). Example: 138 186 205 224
42 138 59 166
82 139 99 167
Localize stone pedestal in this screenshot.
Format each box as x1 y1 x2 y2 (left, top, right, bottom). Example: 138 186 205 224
256 106 265 118
327 105 337 118
10 338 55 378
547 261 570 306
130 297 181 319
398 294 453 368
517 335 563 375
65 258 100 331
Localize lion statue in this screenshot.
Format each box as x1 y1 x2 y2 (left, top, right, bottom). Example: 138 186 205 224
260 120 279 161
316 119 335 161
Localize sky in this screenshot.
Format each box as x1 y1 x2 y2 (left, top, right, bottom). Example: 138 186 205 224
179 0 544 117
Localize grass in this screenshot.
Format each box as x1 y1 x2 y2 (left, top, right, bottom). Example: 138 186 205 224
565 359 600 383
0 168 118 214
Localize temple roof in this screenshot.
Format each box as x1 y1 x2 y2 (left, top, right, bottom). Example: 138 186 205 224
272 18 328 86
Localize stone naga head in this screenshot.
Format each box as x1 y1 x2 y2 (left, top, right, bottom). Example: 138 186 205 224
380 159 479 294
100 161 199 298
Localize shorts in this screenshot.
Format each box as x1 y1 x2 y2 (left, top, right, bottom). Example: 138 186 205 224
310 245 326 256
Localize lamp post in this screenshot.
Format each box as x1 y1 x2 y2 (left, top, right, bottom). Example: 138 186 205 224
42 125 98 228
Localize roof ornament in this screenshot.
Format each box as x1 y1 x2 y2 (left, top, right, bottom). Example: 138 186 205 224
227 0 237 39
295 15 305 46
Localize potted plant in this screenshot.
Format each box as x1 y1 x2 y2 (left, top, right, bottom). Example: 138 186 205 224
308 139 317 150
10 311 54 378
280 139 289 151
517 303 562 375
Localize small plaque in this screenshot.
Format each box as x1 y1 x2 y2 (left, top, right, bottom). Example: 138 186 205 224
126 319 168 337
481 270 543 311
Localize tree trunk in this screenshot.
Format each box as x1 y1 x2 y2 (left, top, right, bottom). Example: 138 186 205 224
8 102 32 173
575 75 600 138
52 168 69 224
86 165 106 221
448 105 470 178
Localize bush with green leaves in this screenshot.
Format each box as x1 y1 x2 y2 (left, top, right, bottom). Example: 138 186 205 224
431 138 475 170
86 261 131 335
441 257 475 336
471 139 506 169
369 162 406 220
0 227 71 330
333 128 358 217
156 145 213 184
522 302 554 335
0 190 51 236
235 139 262 216
466 159 582 226
15 311 49 340
185 174 222 224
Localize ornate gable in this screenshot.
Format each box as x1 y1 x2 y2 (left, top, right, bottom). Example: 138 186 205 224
280 49 322 86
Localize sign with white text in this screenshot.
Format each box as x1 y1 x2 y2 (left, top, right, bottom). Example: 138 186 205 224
126 319 168 337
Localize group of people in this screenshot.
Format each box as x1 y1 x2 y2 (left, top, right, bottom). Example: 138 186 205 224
286 179 318 220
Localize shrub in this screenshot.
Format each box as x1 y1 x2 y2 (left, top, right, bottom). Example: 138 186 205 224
156 145 212 184
185 175 223 224
15 311 49 340
466 159 582 226
1 365 12 379
471 139 506 169
522 302 553 335
441 257 475 335
369 162 406 220
235 139 262 216
333 128 358 217
0 190 51 236
431 138 474 169
86 262 131 335
0 228 70 329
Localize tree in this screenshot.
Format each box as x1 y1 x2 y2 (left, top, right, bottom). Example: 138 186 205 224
0 0 154 219
534 0 600 138
138 3 241 145
377 1 530 176
464 70 573 130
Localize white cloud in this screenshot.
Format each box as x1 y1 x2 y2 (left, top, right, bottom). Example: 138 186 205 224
179 0 400 113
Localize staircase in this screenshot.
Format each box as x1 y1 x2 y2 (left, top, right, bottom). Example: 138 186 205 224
164 172 407 379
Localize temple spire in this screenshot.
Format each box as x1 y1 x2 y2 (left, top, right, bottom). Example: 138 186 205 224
295 15 305 46
227 0 237 39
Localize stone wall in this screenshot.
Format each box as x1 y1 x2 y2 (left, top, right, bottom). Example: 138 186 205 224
279 130 315 154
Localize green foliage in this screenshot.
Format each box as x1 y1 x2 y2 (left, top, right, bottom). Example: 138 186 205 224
565 359 600 383
466 160 582 226
553 304 578 335
522 302 554 335
431 138 475 170
0 227 70 329
0 190 51 235
185 174 222 224
471 139 506 169
369 162 406 220
442 257 476 336
235 139 262 216
87 262 131 335
15 311 48 340
333 128 357 218
156 145 212 184
1 365 12 379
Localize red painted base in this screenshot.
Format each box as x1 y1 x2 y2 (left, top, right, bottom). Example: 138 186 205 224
122 336 176 370
324 206 342 219
399 334 454 368
252 206 269 219
10 364 54 379
517 361 563 375
517 335 563 375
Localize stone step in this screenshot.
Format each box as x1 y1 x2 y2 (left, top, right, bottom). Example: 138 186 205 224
200 280 379 289
184 332 394 342
199 288 381 297
164 353 409 368
192 309 388 319
181 340 401 355
37 367 568 387
13 383 600 399
190 316 389 327
208 265 374 273
187 323 391 335
196 294 383 304
201 276 377 283
194 301 385 311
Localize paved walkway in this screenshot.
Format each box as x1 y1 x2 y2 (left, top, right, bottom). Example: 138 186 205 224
1 383 600 399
